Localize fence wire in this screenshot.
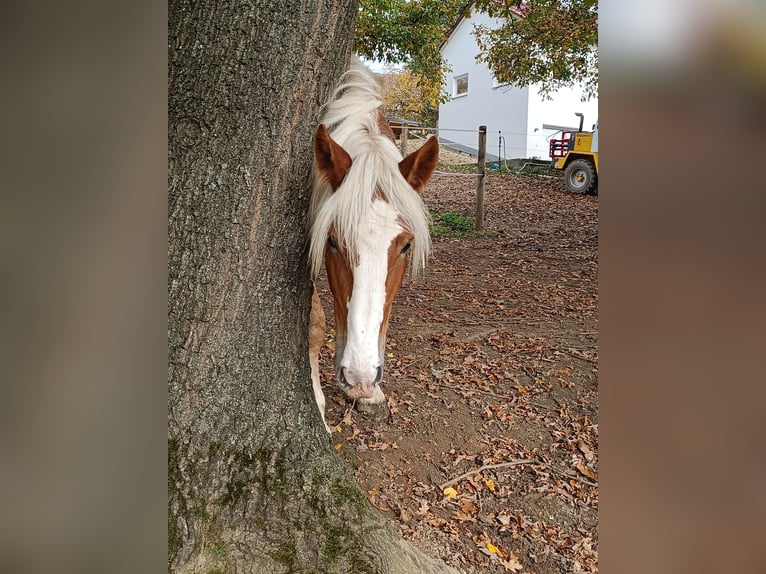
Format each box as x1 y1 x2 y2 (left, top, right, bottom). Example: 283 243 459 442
394 123 562 180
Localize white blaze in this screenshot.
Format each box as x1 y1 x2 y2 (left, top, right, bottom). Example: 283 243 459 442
341 199 402 385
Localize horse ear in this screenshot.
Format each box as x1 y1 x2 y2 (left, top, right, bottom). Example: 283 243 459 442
399 136 439 194
315 124 352 191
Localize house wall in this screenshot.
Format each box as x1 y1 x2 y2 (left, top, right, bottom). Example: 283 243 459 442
439 11 529 159
439 9 598 160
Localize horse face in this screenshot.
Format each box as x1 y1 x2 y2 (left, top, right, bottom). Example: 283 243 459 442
314 125 438 400
324 205 413 399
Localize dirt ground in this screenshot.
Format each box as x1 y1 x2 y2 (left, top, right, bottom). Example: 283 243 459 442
314 146 598 574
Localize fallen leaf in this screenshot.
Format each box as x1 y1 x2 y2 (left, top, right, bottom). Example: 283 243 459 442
478 513 496 525
443 487 458 500
576 463 597 480
461 500 478 515
453 510 476 522
485 478 496 492
578 440 595 461
425 516 447 528
485 541 502 556
500 553 523 572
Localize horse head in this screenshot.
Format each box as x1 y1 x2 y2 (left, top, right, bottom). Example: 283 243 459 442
313 124 438 402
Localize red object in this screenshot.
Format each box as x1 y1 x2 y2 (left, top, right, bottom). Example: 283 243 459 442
549 130 576 160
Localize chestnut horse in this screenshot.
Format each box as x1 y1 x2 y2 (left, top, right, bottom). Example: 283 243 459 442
308 58 439 431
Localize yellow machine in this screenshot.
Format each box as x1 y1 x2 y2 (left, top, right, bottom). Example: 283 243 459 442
549 114 598 194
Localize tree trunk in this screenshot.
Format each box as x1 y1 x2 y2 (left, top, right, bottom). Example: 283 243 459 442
168 1 460 572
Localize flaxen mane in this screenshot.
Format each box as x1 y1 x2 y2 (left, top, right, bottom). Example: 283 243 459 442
309 58 432 278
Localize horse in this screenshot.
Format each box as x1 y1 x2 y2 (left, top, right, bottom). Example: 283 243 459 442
308 57 439 432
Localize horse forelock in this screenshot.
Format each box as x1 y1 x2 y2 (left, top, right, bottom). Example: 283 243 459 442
309 58 431 279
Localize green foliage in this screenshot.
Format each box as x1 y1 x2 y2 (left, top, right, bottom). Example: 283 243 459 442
430 210 476 237
430 210 501 238
356 1 598 105
439 210 474 232
440 162 477 173
515 163 556 176
474 0 598 100
355 0 467 87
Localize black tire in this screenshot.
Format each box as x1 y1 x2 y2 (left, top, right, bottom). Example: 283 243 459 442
564 158 597 194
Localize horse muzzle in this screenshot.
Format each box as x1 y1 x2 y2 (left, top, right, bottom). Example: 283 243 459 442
338 365 382 398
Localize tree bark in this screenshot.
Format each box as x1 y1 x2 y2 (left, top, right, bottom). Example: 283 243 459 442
168 1 460 572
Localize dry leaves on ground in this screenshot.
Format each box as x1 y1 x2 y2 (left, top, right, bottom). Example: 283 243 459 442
316 153 598 574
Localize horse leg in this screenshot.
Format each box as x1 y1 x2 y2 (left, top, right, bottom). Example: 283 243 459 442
309 287 332 433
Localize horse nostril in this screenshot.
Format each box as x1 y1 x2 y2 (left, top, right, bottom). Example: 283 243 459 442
374 365 382 385
339 367 351 388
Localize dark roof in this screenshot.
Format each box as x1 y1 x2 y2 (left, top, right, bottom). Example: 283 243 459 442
385 117 424 127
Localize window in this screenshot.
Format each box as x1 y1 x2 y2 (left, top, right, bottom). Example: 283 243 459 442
453 74 468 97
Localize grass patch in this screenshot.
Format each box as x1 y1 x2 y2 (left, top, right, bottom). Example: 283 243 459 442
431 210 475 237
430 211 477 238
511 163 557 176
439 162 477 173
438 210 474 232
430 211 501 239
440 161 557 177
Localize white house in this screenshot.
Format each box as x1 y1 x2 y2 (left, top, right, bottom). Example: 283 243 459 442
438 8 598 161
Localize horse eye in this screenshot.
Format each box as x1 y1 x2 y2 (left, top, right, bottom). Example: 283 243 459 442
327 235 338 250
401 241 411 255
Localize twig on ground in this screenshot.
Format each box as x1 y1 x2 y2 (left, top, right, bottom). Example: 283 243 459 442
399 357 424 370
439 459 540 490
550 467 599 488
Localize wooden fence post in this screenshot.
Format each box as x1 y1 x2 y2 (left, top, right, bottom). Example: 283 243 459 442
400 124 408 156
475 125 487 231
